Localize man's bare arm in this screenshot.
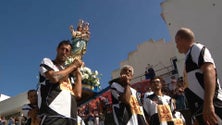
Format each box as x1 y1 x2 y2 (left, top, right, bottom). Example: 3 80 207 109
201 63 218 124
44 59 82 83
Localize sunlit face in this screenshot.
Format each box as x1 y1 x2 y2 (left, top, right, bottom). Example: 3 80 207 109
120 67 133 79
57 44 72 62
175 36 185 54
28 91 37 105
151 78 162 90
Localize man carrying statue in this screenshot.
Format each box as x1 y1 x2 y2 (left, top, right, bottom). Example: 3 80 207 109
37 19 90 125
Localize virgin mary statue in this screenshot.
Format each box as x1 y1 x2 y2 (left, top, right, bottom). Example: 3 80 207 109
65 19 90 65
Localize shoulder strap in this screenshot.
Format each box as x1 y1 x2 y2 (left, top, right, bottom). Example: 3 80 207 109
185 45 199 72
109 78 120 85
28 104 36 109
39 61 54 83
147 93 156 99
40 64 53 71
189 43 206 68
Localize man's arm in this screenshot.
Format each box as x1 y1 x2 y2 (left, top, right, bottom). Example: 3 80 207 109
21 104 30 118
72 68 82 99
119 85 131 104
28 108 38 119
201 62 218 124
44 59 82 83
119 75 131 104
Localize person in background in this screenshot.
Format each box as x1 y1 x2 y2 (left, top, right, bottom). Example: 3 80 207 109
77 116 85 125
169 76 177 92
143 76 176 125
22 89 40 125
109 65 148 125
171 99 186 125
145 71 150 80
146 64 156 79
37 40 83 125
7 117 15 125
87 112 94 125
175 27 222 125
0 116 6 125
143 87 154 102
172 78 186 111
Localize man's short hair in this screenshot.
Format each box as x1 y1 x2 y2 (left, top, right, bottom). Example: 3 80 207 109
150 76 164 84
27 89 36 96
57 40 72 49
175 27 195 41
120 65 134 75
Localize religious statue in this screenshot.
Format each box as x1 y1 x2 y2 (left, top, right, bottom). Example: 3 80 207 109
65 19 90 65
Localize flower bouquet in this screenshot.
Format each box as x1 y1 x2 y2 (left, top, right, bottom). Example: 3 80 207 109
81 66 102 92
77 66 102 105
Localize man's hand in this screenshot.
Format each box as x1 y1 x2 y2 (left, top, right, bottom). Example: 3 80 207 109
203 104 218 125
29 108 39 119
119 84 131 104
72 58 84 69
120 74 130 86
71 67 82 78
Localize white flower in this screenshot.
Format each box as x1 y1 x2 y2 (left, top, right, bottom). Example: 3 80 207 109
95 70 98 75
82 73 89 79
80 66 102 91
65 57 74 66
84 67 91 74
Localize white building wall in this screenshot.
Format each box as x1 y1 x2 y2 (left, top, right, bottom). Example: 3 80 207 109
161 0 222 79
0 94 10 102
112 39 176 83
112 0 222 84
0 92 28 116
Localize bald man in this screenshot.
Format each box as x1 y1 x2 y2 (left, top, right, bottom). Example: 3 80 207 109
175 27 222 125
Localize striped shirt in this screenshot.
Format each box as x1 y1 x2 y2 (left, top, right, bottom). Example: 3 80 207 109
110 82 147 125
37 58 77 124
184 43 222 115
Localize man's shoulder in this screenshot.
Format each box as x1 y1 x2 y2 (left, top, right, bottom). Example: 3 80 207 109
192 43 205 52
110 82 121 88
109 78 120 85
163 95 172 101
40 58 55 69
162 94 170 98
41 58 52 63
147 93 156 99
22 103 32 110
144 91 154 97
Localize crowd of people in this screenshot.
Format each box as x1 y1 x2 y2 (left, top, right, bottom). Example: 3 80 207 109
0 116 20 125
107 27 222 125
74 72 187 125
76 96 112 125
1 27 222 125
108 65 188 125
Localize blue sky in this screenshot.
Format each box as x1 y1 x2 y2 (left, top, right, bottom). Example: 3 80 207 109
0 0 170 97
